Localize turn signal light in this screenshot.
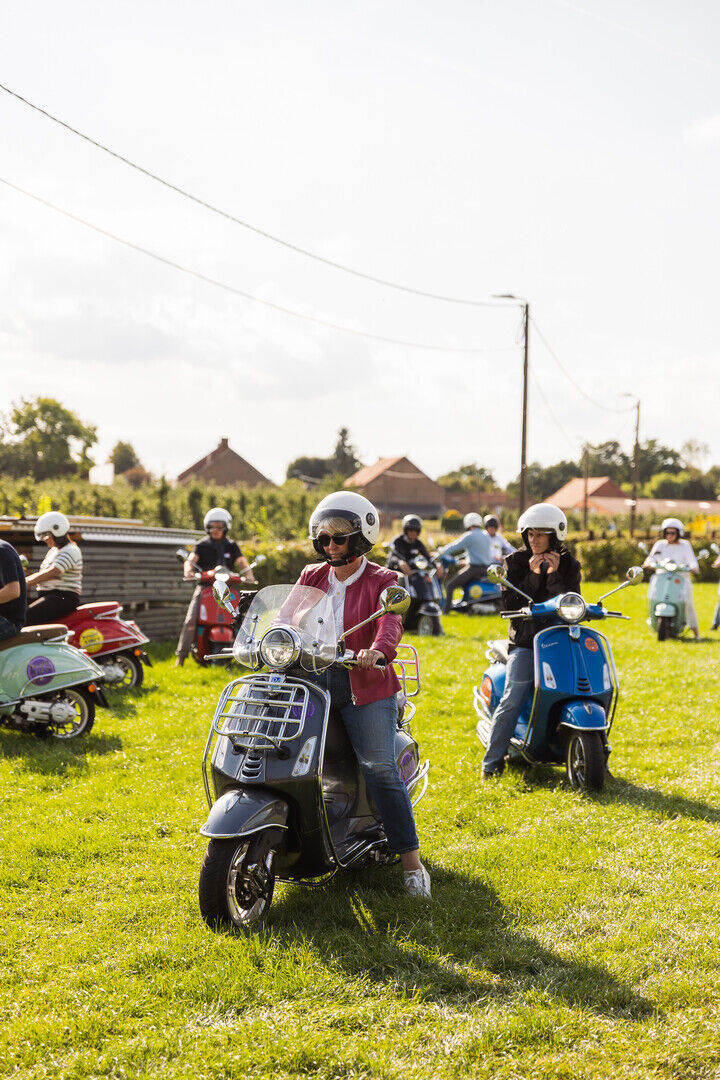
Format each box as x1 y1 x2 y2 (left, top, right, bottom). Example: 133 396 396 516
87 683 97 693
480 676 493 707
134 648 142 656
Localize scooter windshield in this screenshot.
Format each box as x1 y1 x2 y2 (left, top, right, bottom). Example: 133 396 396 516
233 584 337 671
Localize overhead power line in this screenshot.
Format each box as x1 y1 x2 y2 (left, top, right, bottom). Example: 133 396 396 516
529 366 580 451
530 317 634 414
0 81 505 309
0 176 519 354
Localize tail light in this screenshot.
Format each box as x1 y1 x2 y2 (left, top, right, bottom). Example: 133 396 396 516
480 676 493 707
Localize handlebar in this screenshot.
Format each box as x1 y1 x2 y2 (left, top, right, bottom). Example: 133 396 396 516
339 653 388 669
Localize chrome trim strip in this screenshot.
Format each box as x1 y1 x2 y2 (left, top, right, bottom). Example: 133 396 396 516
199 822 288 839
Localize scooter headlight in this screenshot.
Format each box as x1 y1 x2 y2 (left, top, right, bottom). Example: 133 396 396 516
258 627 300 670
557 593 587 624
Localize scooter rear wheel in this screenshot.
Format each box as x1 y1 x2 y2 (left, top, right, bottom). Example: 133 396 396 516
565 731 605 792
199 834 277 931
45 687 95 740
112 653 144 689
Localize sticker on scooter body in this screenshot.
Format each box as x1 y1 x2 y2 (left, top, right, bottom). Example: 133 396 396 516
26 656 55 686
79 627 104 654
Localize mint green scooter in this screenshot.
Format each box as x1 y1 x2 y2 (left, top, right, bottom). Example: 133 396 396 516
0 624 108 739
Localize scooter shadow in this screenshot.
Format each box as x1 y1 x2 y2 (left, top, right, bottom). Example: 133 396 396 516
267 864 654 1019
0 730 124 774
513 764 720 824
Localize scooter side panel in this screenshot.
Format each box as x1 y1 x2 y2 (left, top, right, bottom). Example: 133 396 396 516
0 642 104 703
200 788 290 838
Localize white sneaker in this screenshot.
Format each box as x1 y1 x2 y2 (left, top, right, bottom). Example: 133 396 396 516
403 864 431 899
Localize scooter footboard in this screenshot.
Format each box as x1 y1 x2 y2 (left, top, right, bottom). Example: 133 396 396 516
556 700 608 733
200 789 290 839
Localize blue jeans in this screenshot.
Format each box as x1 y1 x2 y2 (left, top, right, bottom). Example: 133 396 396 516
0 615 19 642
314 667 419 855
482 646 534 773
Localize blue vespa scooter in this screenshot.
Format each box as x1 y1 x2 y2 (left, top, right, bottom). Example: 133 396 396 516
438 554 502 615
473 564 644 791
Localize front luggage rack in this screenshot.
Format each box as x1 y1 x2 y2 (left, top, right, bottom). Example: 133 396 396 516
210 673 310 753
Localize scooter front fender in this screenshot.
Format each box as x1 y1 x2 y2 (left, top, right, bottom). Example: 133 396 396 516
200 788 290 840
654 602 677 618
557 700 608 733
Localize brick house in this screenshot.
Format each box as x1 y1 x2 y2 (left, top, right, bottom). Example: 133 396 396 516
177 438 273 488
344 456 444 520
549 476 625 510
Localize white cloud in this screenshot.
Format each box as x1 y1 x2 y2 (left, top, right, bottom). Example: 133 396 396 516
683 115 720 146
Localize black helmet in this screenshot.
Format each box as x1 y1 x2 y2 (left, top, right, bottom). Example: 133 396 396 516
484 515 500 529
402 514 422 534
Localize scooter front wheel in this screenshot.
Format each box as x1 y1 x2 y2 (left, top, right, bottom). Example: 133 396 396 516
657 616 671 641
565 731 605 792
199 834 277 932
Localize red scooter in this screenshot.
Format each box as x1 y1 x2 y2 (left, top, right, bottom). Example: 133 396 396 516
62 604 151 689
177 552 266 664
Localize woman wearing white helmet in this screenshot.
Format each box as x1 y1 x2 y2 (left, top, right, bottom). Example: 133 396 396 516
299 491 430 898
175 506 257 665
643 518 700 639
25 511 83 625
438 512 494 614
482 503 582 778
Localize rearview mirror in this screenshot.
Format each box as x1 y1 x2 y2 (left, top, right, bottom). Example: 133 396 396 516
637 541 648 554
626 566 644 585
379 585 411 615
487 564 507 584
212 577 237 616
254 553 267 565
711 542 720 555
698 549 709 561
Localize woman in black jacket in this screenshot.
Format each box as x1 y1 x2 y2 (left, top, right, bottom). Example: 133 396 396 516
482 503 581 777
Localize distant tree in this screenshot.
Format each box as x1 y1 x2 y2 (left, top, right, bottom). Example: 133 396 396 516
286 456 333 483
0 397 97 479
645 470 717 500
109 441 141 474
122 465 152 489
437 463 497 492
680 440 710 473
332 427 362 478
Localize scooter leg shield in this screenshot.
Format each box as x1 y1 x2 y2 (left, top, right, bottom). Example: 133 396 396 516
200 789 290 839
557 701 608 733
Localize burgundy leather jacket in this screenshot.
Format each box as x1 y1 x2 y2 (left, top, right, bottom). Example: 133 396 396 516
297 560 402 706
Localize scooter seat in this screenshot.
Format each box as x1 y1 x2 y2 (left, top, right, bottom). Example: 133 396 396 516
75 602 121 617
489 639 511 665
0 625 69 652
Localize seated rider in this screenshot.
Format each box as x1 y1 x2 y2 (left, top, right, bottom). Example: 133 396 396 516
386 515 441 629
0 538 27 641
482 503 581 778
643 517 700 640
439 512 494 614
175 507 257 667
484 515 516 565
25 512 83 625
298 490 431 899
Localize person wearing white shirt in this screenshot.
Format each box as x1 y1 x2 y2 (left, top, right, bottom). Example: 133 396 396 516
643 519 700 639
484 515 516 565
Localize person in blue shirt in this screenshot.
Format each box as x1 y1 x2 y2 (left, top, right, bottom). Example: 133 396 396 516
440 513 494 614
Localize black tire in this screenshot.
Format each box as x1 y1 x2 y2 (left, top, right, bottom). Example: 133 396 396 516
199 833 277 931
565 730 605 792
45 687 95 740
657 616 670 641
111 653 144 689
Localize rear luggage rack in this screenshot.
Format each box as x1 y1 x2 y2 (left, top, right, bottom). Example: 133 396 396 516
394 643 420 697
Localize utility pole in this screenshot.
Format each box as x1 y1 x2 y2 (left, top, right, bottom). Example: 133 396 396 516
493 295 529 514
630 398 640 538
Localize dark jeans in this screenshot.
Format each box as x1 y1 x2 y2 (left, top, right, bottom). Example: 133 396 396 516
0 614 20 642
26 591 80 626
312 666 419 855
443 564 488 613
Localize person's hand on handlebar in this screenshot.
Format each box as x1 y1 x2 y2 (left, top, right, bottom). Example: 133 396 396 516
356 648 386 669
400 561 412 576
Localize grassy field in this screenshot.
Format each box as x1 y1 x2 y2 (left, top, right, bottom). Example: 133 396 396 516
2 582 720 1079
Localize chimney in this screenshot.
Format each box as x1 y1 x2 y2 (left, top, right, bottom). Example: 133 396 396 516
219 437 229 451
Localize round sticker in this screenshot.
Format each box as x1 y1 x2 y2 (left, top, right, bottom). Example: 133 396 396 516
290 701 315 720
79 627 104 654
398 750 416 783
584 638 599 652
26 656 55 686
469 584 483 599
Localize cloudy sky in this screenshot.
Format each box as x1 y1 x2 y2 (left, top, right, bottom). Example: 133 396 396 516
1 0 718 485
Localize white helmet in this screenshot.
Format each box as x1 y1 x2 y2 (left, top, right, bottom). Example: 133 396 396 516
484 515 500 528
517 503 568 546
660 517 684 537
34 511 70 541
309 491 379 564
203 507 232 532
463 513 483 529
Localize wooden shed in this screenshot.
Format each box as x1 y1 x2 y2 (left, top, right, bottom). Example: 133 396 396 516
1 516 202 642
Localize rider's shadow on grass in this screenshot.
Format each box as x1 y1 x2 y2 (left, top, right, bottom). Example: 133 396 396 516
268 864 654 1020
0 730 124 774
513 763 720 824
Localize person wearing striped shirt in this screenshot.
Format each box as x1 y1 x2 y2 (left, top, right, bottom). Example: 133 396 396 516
25 511 83 625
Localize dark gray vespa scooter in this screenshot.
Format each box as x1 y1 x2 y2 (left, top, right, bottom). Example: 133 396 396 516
198 576 429 931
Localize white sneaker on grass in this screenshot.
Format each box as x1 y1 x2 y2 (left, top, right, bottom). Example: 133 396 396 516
403 864 431 899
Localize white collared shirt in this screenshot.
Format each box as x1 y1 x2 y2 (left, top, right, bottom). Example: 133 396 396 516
327 558 367 639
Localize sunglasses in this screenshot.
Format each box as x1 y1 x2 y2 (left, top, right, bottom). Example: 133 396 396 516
318 533 352 548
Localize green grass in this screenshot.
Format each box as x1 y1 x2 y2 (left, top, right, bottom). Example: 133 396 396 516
2 583 720 1079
